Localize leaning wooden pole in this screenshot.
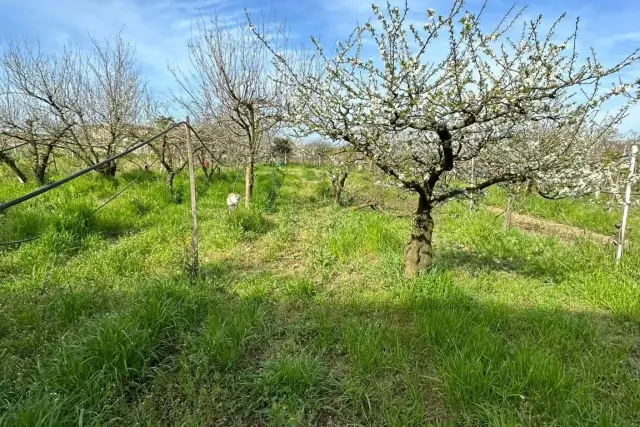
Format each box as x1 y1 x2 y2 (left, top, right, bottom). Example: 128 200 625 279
185 116 199 278
616 144 638 264
503 193 513 231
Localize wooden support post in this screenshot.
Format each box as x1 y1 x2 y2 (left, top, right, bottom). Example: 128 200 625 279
503 193 513 231
185 116 199 278
616 145 637 263
469 158 475 210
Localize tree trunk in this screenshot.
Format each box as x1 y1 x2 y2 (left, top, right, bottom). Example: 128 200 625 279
245 155 254 208
30 143 54 186
166 171 176 190
525 180 535 195
34 162 47 186
331 171 348 205
97 161 117 179
200 164 212 182
404 192 434 278
0 151 28 184
333 186 343 205
52 152 58 174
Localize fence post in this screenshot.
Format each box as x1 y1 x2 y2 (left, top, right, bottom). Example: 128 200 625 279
469 158 475 210
185 116 199 278
503 193 513 231
616 144 638 263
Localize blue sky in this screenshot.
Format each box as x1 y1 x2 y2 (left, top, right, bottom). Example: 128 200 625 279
1 0 639 130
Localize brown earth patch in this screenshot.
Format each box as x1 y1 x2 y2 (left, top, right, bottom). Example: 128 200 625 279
486 206 614 245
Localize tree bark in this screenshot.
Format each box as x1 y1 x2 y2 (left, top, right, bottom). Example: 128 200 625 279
200 163 215 182
333 186 343 205
97 161 117 179
166 171 176 190
30 143 54 186
331 171 348 205
404 192 434 278
525 180 536 195
34 162 47 186
245 155 254 208
0 151 28 184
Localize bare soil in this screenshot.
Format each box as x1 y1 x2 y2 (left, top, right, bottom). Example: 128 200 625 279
486 206 614 245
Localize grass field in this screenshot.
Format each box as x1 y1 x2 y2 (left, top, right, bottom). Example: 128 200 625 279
1 163 640 426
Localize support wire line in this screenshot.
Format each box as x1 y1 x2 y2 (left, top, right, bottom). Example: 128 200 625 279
0 122 184 212
0 158 159 247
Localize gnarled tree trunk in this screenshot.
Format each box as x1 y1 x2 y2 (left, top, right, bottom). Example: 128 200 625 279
404 192 434 278
97 161 117 179
31 144 54 185
245 154 254 208
0 151 28 184
331 171 349 205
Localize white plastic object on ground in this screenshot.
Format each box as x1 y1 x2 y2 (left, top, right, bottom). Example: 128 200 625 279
227 193 241 211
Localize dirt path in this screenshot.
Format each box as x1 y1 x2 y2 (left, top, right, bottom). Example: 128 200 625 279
486 206 614 245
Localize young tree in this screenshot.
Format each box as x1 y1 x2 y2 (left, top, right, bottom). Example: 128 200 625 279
255 0 639 276
303 139 333 166
271 136 293 163
171 16 283 207
149 116 188 189
0 34 152 180
65 33 153 178
329 147 363 205
0 40 75 185
190 121 230 182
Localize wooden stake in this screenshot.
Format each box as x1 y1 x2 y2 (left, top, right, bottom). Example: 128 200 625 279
616 144 637 263
503 193 513 231
469 158 475 210
185 116 199 278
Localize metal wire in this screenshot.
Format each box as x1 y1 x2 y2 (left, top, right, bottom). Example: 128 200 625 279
185 124 229 167
0 159 160 248
0 235 40 247
0 141 30 153
0 122 184 212
91 158 159 214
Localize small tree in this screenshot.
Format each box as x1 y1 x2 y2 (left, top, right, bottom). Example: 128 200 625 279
67 33 153 178
329 148 363 205
172 16 283 207
191 121 229 182
0 40 75 185
256 0 639 277
272 136 293 163
149 116 188 189
303 139 333 166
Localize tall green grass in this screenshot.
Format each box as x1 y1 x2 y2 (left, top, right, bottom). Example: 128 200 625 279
1 163 640 426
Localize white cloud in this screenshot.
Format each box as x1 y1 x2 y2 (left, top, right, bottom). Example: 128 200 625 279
0 0 243 95
1 0 638 131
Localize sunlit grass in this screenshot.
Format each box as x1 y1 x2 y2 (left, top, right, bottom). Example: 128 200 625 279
1 162 639 426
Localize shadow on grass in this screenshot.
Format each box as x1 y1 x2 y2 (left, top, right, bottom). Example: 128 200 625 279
199 258 239 282
118 169 163 185
2 259 638 427
437 246 568 283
